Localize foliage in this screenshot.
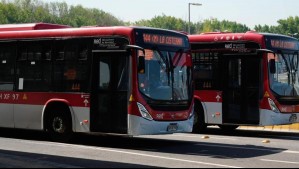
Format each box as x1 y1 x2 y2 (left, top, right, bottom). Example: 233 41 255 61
133 14 188 32
132 15 250 34
254 16 299 38
199 18 250 33
0 0 298 38
0 0 124 27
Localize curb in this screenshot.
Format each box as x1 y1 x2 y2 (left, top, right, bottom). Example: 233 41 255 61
239 123 299 132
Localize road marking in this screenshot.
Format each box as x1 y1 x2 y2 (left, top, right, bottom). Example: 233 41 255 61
264 135 299 140
58 143 242 168
261 159 299 165
12 139 241 168
88 149 241 168
283 150 299 154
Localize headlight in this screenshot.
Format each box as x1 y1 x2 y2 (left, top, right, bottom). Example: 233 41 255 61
137 102 153 121
268 98 280 113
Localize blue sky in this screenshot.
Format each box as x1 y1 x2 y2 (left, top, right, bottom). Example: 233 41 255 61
44 0 299 29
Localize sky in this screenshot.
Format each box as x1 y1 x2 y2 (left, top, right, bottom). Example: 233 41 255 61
43 0 299 29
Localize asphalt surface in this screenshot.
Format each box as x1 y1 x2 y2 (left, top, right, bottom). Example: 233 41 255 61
0 128 299 168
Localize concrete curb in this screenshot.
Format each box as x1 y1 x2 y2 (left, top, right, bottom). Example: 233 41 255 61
239 123 299 132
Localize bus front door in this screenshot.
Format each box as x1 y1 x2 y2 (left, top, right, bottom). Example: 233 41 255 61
222 56 261 125
91 51 130 134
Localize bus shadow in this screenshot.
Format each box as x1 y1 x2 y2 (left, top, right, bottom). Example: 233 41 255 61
72 134 286 160
0 128 288 160
0 149 157 168
199 127 299 141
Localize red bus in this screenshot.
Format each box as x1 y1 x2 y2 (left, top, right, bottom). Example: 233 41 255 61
0 23 194 141
189 31 299 132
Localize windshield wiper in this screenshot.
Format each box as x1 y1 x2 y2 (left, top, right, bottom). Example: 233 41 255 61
167 52 176 100
280 52 292 85
154 47 172 86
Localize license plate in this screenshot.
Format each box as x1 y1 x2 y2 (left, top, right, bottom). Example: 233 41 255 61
290 114 298 123
167 124 178 132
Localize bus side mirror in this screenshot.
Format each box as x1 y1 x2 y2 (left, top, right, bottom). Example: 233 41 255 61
125 45 146 74
138 56 146 74
270 59 276 74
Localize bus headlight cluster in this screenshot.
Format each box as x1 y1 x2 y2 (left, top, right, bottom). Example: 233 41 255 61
137 102 153 121
268 98 280 113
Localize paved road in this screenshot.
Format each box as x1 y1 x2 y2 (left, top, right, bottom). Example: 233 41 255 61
0 128 299 168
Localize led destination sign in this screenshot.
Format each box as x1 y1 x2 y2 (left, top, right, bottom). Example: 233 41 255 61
270 39 297 50
266 36 299 51
142 33 186 47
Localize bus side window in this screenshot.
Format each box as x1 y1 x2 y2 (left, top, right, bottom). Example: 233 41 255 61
192 52 220 90
53 39 90 92
17 41 52 92
0 43 15 91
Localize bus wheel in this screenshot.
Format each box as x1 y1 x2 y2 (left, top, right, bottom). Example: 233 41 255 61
192 102 207 133
47 110 73 143
218 125 239 132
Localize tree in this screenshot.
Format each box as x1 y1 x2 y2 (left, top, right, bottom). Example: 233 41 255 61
254 16 299 37
133 15 250 34
200 18 250 33
0 0 298 38
0 0 124 27
134 14 188 32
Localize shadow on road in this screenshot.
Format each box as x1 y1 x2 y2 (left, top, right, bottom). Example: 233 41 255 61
199 127 299 141
0 149 157 168
0 128 293 160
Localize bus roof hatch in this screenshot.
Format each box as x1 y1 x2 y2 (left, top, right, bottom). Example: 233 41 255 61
0 23 72 32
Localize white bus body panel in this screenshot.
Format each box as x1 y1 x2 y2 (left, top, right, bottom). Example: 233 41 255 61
14 104 43 130
13 104 90 133
203 102 223 125
0 103 14 128
71 107 90 133
201 101 299 126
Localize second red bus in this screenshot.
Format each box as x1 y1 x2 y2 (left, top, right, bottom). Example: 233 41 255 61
189 31 299 132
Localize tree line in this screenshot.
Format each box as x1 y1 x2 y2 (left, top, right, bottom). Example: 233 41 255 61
0 0 124 27
0 0 298 38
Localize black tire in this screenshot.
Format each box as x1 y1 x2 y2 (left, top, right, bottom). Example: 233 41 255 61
192 102 207 133
218 125 239 132
47 109 73 143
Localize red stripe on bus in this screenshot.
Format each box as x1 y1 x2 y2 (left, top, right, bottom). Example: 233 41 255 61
194 90 223 103
0 92 90 107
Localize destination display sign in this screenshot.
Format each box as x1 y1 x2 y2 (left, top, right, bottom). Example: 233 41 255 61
266 36 299 51
142 33 185 47
135 30 189 49
269 39 298 50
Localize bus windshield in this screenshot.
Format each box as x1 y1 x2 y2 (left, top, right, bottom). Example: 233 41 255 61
269 52 299 96
138 49 192 101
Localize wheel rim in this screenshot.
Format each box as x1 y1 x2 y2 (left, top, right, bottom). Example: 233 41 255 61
52 117 66 134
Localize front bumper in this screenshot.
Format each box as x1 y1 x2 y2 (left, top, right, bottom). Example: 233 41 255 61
260 109 299 126
128 114 194 136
